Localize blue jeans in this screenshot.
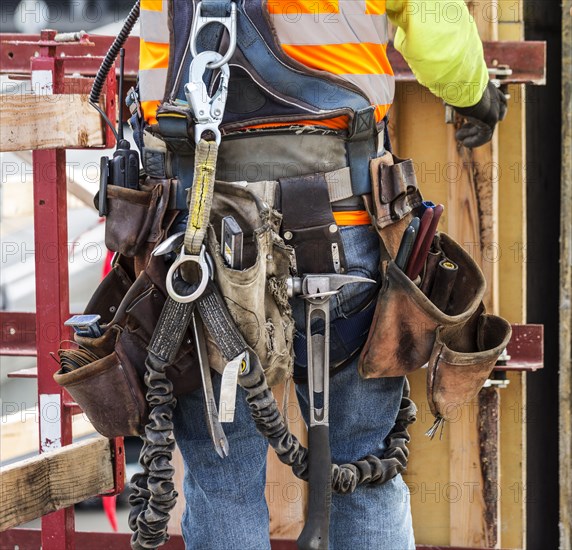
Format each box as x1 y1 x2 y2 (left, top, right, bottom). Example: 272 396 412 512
173 225 415 549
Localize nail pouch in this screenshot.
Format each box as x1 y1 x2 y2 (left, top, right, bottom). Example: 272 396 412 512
358 233 486 378
54 350 147 438
427 311 512 422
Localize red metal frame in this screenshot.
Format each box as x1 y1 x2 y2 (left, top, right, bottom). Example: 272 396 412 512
0 29 120 550
0 530 516 550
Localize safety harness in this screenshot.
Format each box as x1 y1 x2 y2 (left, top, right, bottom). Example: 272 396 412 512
91 3 416 548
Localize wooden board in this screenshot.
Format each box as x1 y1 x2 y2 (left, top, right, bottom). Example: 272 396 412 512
0 94 104 152
0 437 115 531
0 406 96 463
266 382 307 539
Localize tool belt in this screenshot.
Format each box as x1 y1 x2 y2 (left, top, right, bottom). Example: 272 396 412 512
359 154 512 428
54 178 200 439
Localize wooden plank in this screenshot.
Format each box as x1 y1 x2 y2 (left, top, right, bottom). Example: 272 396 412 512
560 3 572 548
167 445 186 536
395 84 451 546
446 3 498 547
497 84 527 550
0 406 96 463
0 437 115 530
267 382 307 539
0 94 104 152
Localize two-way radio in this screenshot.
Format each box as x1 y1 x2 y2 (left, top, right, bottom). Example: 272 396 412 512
98 48 140 216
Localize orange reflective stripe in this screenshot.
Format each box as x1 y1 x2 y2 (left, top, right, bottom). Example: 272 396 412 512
365 0 386 15
141 0 163 11
139 39 169 70
248 114 349 131
374 103 391 121
267 0 338 15
281 42 393 76
333 210 372 226
142 100 161 124
246 102 390 131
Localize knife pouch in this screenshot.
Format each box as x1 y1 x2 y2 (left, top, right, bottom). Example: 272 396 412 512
358 233 485 378
279 172 346 274
368 153 424 260
427 311 512 421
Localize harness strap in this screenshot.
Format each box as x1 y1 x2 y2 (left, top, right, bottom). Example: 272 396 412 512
184 139 218 255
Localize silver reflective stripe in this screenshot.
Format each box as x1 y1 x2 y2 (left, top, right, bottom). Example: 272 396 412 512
140 2 169 44
269 12 388 45
341 73 395 106
139 68 169 101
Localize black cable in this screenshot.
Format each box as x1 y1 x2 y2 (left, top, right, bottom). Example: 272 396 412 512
89 0 140 137
90 0 140 105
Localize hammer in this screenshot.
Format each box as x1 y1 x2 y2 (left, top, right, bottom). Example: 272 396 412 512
289 273 376 550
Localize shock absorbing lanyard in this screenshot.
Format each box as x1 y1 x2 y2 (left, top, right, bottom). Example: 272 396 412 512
166 1 235 302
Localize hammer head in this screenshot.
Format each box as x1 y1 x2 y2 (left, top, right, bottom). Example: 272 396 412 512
288 273 377 298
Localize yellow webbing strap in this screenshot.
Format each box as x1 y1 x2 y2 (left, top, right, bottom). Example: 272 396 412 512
184 139 219 255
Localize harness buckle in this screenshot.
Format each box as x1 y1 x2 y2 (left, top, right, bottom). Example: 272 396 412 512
184 51 230 144
190 1 237 69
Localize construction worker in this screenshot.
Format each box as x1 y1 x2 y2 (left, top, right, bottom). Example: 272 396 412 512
135 1 507 548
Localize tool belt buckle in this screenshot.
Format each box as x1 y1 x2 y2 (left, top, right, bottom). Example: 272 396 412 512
166 244 212 303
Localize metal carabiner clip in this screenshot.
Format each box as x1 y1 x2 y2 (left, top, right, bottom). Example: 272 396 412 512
166 244 211 303
184 51 230 144
190 1 237 70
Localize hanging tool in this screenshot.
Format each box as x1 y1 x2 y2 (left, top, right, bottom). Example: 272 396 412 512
192 310 230 458
289 273 376 550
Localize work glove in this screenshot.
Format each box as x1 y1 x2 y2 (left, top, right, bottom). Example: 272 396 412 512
453 80 508 148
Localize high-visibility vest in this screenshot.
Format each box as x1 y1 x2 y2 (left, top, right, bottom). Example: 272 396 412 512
139 0 169 124
139 0 393 129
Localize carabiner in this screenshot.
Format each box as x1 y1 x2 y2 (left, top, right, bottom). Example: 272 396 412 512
166 244 211 303
190 1 237 70
184 51 230 144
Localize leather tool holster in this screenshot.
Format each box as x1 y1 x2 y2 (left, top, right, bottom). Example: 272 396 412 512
361 153 512 421
279 173 346 274
55 179 200 438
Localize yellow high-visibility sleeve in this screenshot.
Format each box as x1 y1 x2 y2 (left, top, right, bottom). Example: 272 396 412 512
386 0 489 107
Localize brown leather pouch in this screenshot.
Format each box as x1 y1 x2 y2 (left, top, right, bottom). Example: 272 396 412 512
427 310 512 421
368 153 424 260
358 233 485 378
54 351 147 438
54 254 199 437
84 256 135 324
103 176 175 257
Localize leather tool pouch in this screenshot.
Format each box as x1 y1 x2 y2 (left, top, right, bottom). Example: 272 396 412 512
54 249 199 438
97 177 173 258
279 173 346 274
359 233 486 378
427 307 512 421
368 153 424 260
204 181 295 387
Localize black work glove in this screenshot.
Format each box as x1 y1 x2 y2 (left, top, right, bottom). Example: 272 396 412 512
453 80 508 148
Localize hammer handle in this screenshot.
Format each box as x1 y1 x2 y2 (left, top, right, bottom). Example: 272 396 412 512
297 424 332 550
